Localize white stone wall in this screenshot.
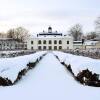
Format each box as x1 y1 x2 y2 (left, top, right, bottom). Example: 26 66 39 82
27 36 73 50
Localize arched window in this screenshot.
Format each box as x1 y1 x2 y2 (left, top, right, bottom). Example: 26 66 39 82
49 46 52 50
67 47 69 50
59 46 62 50
31 47 33 50
54 40 57 44
43 46 46 50
31 41 33 44
49 40 52 44
43 40 46 44
67 41 69 44
54 46 57 50
38 46 41 50
59 40 62 44
38 40 41 44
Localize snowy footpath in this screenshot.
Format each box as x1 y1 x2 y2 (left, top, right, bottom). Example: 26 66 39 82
0 53 100 100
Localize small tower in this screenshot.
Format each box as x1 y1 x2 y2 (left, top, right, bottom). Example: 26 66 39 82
48 26 52 33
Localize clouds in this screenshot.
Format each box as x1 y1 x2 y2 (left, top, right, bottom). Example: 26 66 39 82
0 0 99 33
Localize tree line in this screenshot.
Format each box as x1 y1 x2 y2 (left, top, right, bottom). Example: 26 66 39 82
0 16 100 42
69 16 100 41
68 24 97 41
0 27 29 42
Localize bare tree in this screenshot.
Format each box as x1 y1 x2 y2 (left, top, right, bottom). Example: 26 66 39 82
14 27 29 42
7 27 29 42
7 29 15 38
0 32 6 38
95 17 100 36
86 32 97 40
69 24 83 41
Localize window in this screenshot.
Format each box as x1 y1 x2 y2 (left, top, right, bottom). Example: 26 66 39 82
7 43 9 46
43 46 46 50
49 40 52 44
49 46 52 50
25 44 27 47
38 40 41 44
67 41 69 44
67 47 69 50
38 46 41 50
15 44 17 48
54 46 57 50
43 40 46 44
31 47 33 50
54 40 57 44
59 46 62 50
31 41 33 44
59 40 62 44
4 43 5 46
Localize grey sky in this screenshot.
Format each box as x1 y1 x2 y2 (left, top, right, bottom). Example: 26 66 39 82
0 0 100 34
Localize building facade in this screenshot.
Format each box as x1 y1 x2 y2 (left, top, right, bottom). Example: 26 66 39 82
73 41 83 50
27 27 73 51
84 40 100 50
0 38 27 50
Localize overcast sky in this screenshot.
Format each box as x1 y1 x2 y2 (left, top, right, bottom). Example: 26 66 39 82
0 0 100 34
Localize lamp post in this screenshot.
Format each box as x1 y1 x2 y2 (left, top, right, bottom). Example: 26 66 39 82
82 38 85 52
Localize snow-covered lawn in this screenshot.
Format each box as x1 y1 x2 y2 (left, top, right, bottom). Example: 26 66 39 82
0 51 100 100
53 51 100 76
0 51 46 83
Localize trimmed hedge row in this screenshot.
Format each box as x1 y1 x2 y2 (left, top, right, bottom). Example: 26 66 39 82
54 54 100 87
62 62 100 87
0 53 46 86
54 54 74 76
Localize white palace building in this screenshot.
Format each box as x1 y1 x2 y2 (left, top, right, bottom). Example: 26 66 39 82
27 27 73 50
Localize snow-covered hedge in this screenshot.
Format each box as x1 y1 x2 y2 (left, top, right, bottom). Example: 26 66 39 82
53 51 100 87
0 50 36 58
63 49 100 59
54 54 74 76
0 51 47 86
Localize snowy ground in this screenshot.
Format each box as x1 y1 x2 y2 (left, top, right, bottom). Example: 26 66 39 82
0 52 100 100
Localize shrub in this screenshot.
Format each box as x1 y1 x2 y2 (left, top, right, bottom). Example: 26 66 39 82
76 69 100 87
27 62 36 69
0 77 12 86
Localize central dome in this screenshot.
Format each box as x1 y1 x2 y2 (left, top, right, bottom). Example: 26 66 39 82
48 26 52 33
48 26 52 30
